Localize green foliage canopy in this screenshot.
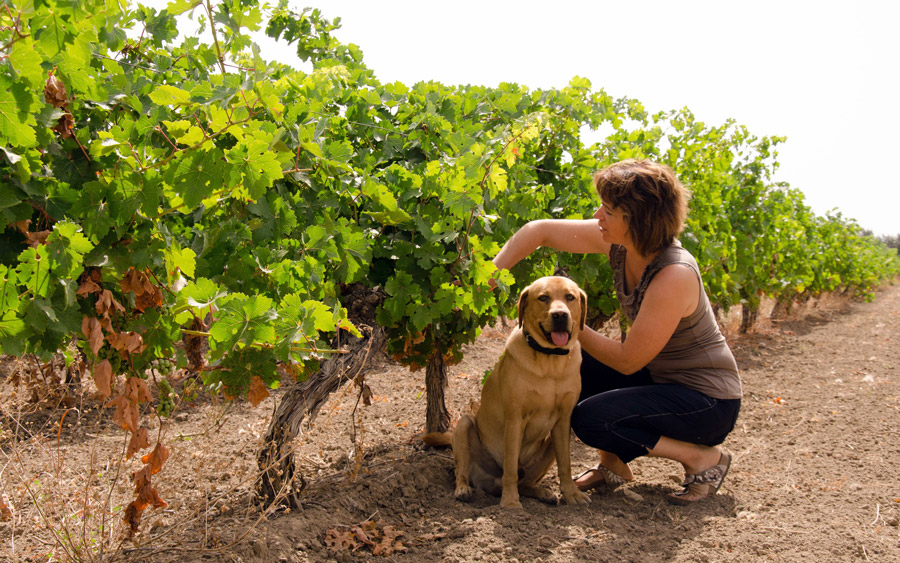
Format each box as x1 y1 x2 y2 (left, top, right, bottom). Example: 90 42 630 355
1 0 897 394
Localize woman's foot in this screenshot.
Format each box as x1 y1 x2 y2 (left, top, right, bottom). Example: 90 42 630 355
574 463 633 492
667 450 732 505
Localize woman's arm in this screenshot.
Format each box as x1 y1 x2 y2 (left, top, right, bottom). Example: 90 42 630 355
580 263 700 374
493 218 610 271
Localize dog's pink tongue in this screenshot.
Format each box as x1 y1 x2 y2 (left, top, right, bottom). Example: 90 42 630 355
551 331 569 347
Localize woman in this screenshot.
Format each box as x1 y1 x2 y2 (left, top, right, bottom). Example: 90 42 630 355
492 159 741 504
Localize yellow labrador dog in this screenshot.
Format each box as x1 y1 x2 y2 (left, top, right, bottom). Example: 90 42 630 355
424 276 591 508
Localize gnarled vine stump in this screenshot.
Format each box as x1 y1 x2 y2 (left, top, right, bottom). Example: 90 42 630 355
256 285 386 508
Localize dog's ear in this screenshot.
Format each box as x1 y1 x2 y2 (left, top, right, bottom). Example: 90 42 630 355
578 288 587 331
517 288 529 329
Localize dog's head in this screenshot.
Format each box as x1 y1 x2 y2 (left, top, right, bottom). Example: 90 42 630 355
516 276 587 350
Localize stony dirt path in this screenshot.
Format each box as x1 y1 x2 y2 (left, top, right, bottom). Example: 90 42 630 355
695 283 900 562
2 283 899 562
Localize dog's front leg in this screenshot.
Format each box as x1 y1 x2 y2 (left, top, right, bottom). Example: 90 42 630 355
551 417 591 505
451 414 477 501
500 416 524 508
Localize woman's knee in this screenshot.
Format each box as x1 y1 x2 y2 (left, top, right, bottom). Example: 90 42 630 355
571 403 615 446
570 403 595 443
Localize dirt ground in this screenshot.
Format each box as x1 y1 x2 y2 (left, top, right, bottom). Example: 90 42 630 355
2 281 900 562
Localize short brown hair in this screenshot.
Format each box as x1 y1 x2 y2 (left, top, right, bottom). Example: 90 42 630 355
592 159 690 256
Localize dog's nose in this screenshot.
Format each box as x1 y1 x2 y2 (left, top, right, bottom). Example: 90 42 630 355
551 311 569 330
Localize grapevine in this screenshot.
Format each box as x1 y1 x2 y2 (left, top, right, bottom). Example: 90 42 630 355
1 0 898 547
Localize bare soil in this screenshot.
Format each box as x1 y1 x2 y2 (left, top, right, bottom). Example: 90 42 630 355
2 282 900 562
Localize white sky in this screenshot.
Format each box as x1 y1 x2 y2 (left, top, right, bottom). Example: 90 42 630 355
143 0 900 236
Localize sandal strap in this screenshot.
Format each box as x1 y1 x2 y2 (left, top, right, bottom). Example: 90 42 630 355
680 464 726 487
575 464 627 488
598 465 627 486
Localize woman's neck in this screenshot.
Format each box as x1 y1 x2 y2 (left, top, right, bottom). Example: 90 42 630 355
622 244 658 292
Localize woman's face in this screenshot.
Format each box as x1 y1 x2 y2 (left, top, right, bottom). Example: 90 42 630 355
593 202 629 245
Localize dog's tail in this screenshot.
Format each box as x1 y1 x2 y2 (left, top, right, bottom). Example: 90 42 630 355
420 431 452 448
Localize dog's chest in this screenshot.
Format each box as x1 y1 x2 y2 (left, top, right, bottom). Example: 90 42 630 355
520 348 582 383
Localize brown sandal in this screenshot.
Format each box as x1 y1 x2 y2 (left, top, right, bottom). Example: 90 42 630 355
668 451 732 505
574 463 629 492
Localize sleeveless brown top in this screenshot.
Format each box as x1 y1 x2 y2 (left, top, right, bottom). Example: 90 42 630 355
610 241 742 399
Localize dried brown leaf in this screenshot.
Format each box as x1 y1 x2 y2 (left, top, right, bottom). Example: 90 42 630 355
141 442 170 474
121 268 144 294
133 465 152 492
350 525 375 548
373 538 407 556
121 269 163 311
92 359 113 399
248 375 269 407
106 395 139 432
81 316 104 355
108 331 144 355
44 73 68 108
325 529 360 552
372 521 407 556
137 481 167 509
123 502 142 536
24 230 51 247
134 465 167 510
325 520 407 556
76 278 102 297
95 289 125 316
126 426 151 460
134 285 163 312
125 377 152 403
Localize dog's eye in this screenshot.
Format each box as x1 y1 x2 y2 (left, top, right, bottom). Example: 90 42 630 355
565 294 576 301
537 295 550 303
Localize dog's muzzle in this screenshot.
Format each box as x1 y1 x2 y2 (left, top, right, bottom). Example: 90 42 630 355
542 311 571 347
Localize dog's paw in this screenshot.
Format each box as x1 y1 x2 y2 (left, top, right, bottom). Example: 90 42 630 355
562 489 592 505
499 492 523 509
521 485 558 505
454 485 475 503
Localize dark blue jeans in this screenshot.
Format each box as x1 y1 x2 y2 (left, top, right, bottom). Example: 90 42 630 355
571 351 740 464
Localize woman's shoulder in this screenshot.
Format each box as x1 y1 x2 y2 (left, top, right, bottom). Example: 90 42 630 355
646 242 701 292
658 240 698 266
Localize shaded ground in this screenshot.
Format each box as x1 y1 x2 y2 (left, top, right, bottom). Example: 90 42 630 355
1 283 899 562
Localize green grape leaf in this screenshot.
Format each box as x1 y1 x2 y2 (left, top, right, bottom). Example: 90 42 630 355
0 309 26 352
166 246 197 279
208 294 277 357
225 140 284 199
0 77 39 147
182 278 227 310
166 0 200 16
0 266 19 312
165 149 225 208
16 247 51 299
149 85 192 106
361 179 411 225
